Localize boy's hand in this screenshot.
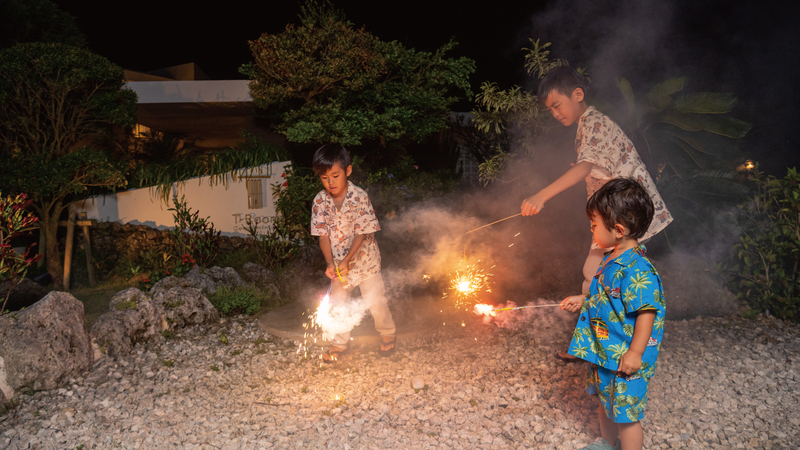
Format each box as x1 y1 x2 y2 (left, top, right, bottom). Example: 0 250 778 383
617 350 643 376
325 264 336 279
559 295 584 312
336 260 350 276
521 192 548 216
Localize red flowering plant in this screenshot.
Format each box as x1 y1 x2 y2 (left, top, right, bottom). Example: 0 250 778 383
1 193 42 313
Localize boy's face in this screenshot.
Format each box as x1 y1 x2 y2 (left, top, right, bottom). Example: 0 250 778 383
590 211 625 249
320 163 352 199
543 88 586 127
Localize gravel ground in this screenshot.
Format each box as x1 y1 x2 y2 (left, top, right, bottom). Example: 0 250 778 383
1 307 798 450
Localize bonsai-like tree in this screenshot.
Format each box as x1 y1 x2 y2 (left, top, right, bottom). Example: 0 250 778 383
241 0 475 146
0 42 137 288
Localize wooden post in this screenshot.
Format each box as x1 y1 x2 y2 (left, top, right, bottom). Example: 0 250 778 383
63 205 76 291
80 212 96 287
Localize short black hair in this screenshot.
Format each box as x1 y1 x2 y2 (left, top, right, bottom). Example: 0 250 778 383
537 65 588 105
586 178 654 239
312 144 351 176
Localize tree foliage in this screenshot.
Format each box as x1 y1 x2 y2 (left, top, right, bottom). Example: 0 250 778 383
241 0 475 146
0 0 86 49
0 42 137 287
728 167 800 321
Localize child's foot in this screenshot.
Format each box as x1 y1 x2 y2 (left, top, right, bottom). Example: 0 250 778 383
579 438 620 450
555 351 579 363
378 335 396 357
322 346 346 364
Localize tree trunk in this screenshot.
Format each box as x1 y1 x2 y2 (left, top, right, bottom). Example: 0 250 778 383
42 215 64 289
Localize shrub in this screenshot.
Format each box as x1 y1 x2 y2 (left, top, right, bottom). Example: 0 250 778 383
245 217 300 271
1 192 42 313
729 167 800 321
168 195 220 268
209 285 284 316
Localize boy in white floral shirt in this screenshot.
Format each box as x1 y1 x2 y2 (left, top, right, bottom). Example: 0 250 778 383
521 66 672 362
310 144 396 363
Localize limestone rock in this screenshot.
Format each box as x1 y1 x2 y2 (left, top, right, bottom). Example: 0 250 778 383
0 291 92 403
91 288 162 359
90 287 218 360
151 273 216 296
241 262 281 298
202 266 246 291
152 287 219 328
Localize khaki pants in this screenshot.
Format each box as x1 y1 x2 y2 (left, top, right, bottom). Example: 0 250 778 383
329 273 395 350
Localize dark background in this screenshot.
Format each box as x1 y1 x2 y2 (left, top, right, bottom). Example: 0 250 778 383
53 0 800 174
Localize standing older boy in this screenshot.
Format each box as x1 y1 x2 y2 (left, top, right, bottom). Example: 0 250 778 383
560 178 666 450
522 65 672 362
310 144 396 363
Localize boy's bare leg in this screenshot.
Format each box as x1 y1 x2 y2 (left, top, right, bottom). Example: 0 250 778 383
598 405 619 447
618 421 643 450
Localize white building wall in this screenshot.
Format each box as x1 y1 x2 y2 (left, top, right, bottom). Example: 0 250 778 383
74 161 292 237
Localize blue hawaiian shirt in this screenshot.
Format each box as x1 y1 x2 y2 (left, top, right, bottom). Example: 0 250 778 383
567 245 666 378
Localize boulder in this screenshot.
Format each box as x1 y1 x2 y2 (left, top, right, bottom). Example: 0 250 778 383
90 288 163 359
279 246 325 300
0 278 48 312
152 287 219 328
90 286 218 360
241 262 281 299
151 273 216 296
0 292 93 403
202 266 246 291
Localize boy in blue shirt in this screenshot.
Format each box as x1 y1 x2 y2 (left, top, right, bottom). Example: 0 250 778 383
523 65 672 362
560 178 666 450
309 144 396 363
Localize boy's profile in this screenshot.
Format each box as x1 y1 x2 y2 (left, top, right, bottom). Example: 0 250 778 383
522 65 672 361
309 144 396 363
560 178 666 450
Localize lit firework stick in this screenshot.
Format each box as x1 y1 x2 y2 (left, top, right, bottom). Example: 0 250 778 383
299 267 347 359
473 302 560 317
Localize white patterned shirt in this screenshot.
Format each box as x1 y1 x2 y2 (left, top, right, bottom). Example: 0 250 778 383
576 106 673 244
310 181 381 289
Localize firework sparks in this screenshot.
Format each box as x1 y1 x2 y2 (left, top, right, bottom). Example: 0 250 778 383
446 263 493 309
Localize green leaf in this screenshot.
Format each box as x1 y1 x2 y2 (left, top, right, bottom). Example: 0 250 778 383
672 92 738 114
647 77 686 98
616 77 636 116
660 109 752 138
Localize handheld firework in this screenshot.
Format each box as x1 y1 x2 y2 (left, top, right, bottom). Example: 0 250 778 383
462 213 522 259
473 302 560 317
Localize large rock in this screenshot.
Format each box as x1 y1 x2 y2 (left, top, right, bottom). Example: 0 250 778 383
241 262 281 299
202 266 246 291
152 287 219 329
0 292 93 403
90 286 218 360
90 288 163 359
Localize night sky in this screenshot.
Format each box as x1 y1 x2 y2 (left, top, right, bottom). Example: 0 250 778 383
52 0 800 173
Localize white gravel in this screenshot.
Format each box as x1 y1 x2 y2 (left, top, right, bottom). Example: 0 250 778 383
1 309 798 450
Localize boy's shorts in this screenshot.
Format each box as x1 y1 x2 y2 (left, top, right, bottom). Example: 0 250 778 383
586 363 649 423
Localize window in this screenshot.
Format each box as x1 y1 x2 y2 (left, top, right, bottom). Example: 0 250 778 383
246 179 263 209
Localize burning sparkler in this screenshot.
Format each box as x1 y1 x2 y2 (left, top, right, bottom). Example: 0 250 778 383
473 301 560 319
446 263 493 309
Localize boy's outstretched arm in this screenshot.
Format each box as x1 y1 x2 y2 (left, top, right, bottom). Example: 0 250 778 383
617 310 656 375
560 294 585 313
521 161 593 215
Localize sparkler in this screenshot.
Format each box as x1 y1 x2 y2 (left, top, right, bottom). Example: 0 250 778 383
446 263 493 309
473 302 560 317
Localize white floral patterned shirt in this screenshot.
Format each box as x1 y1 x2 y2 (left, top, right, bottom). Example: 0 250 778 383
576 106 673 244
310 181 381 289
